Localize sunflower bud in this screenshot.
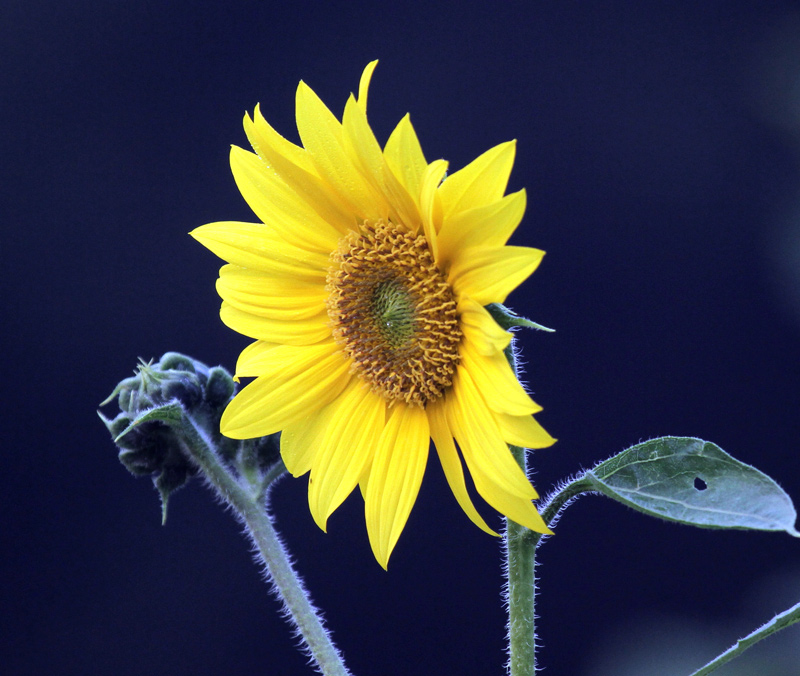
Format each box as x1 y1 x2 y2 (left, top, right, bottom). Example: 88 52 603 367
99 352 238 521
248 432 283 473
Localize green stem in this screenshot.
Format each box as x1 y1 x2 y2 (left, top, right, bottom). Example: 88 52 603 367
180 413 350 676
501 329 593 676
503 336 544 676
257 457 287 504
505 471 595 676
539 474 593 530
686 600 800 676
505 444 540 676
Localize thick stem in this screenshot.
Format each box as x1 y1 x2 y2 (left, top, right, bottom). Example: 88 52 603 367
180 413 350 676
505 468 596 675
505 445 540 676
503 336 543 676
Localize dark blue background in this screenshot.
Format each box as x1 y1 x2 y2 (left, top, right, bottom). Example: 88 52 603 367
3 1 800 674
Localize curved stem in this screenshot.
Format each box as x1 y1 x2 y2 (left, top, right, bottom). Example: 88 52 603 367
180 413 350 676
538 474 593 534
256 457 287 504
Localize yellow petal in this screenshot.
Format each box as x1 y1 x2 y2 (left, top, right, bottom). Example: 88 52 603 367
295 81 388 221
281 416 329 477
447 368 535 500
365 404 430 569
281 395 344 477
234 340 279 378
419 159 447 258
218 263 326 300
217 265 327 320
341 95 420 229
341 95 383 178
220 341 350 438
447 370 550 534
460 339 541 416
437 189 526 268
244 107 357 233
496 411 556 449
458 297 511 356
190 221 327 279
438 140 516 219
245 104 316 175
308 381 386 531
357 60 379 113
466 457 550 534
428 398 497 536
220 302 331 344
384 114 427 207
358 470 370 502
450 245 545 305
229 146 341 252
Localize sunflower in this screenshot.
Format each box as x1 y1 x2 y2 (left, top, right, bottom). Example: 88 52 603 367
191 62 555 568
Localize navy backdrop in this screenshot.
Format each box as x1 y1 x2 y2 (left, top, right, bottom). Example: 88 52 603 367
3 1 800 674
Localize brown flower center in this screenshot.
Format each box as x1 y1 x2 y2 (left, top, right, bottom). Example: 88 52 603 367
326 221 461 407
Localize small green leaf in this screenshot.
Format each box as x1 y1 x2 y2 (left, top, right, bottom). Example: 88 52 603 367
688 599 800 675
586 436 799 535
114 402 184 443
485 303 555 332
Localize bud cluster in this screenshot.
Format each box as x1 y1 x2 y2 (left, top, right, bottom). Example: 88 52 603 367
100 352 239 519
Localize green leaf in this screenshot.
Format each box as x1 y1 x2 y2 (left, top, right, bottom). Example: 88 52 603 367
485 303 554 332
113 402 184 443
688 599 800 675
586 436 799 535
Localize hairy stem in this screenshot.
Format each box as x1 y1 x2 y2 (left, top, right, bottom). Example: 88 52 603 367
539 474 593 531
180 413 350 676
503 335 541 676
505 444 540 676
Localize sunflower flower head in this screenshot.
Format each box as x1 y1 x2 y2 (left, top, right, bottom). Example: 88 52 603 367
191 62 555 568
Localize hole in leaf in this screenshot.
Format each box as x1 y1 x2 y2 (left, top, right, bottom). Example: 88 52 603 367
694 477 707 491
